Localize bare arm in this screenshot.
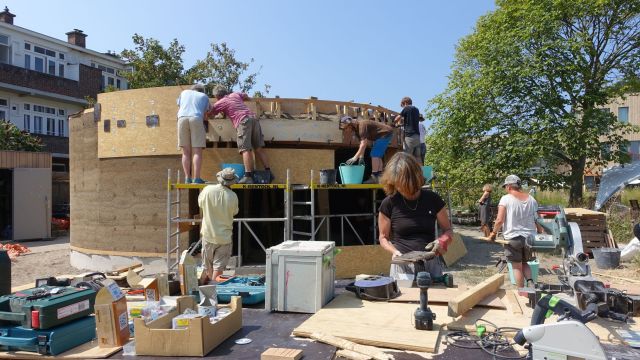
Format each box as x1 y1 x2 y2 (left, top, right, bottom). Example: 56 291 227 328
436 207 453 244
394 114 403 126
490 205 506 238
378 212 401 256
478 191 490 204
353 139 369 159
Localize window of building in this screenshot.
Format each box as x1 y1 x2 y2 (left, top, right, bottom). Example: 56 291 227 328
58 119 64 136
106 67 115 74
24 42 30 50
34 46 45 54
23 104 30 111
24 54 30 69
0 110 6 121
34 116 43 133
619 107 629 124
59 63 64 77
108 77 115 86
34 57 44 72
0 34 9 64
58 53 64 60
23 114 30 132
0 99 7 107
46 117 55 135
117 79 121 89
58 109 65 116
48 59 56 75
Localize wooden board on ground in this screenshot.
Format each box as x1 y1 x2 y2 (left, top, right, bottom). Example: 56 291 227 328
335 245 391 279
448 273 505 317
391 287 505 309
292 293 448 352
442 232 467 266
261 347 303 360
0 341 120 359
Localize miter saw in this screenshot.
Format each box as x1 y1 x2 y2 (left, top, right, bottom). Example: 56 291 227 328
520 206 639 321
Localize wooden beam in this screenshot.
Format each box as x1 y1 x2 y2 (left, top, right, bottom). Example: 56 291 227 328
448 273 505 317
479 236 510 245
261 348 303 360
336 349 372 360
310 333 392 360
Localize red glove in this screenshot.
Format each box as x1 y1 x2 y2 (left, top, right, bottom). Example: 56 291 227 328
437 236 449 253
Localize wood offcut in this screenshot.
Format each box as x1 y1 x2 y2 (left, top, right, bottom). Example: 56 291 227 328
448 273 505 317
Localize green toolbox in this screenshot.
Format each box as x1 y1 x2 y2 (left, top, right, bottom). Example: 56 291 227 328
0 286 96 329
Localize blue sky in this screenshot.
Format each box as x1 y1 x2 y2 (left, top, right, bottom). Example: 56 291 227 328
4 0 495 112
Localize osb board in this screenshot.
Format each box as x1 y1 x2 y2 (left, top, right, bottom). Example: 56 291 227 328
97 86 184 158
0 340 120 359
202 148 334 185
70 110 188 255
335 245 391 279
565 208 607 217
292 293 446 352
0 150 51 169
207 118 343 144
443 232 467 266
391 287 505 309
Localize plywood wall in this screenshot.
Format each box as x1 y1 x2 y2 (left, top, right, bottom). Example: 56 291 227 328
0 150 51 169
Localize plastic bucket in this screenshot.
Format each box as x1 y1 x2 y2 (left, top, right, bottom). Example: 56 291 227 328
221 163 245 179
507 259 539 285
338 164 365 184
422 166 433 182
319 169 337 184
592 248 621 269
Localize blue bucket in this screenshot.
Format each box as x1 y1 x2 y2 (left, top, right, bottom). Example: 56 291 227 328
422 166 433 182
339 164 365 184
221 163 245 179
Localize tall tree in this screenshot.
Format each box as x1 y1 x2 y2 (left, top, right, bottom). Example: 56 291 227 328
120 34 186 88
0 121 43 152
427 0 640 205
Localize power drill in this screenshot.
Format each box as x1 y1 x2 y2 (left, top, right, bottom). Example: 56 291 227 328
414 272 436 330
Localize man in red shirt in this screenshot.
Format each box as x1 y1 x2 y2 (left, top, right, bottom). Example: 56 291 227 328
208 85 273 184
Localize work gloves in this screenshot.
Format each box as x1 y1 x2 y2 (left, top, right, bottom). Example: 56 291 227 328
346 156 364 165
425 237 449 255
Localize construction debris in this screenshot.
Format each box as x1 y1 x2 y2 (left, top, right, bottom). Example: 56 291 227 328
310 333 393 360
0 243 30 260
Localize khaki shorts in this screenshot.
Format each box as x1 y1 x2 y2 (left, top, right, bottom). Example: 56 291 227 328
178 116 206 148
236 117 265 153
504 236 532 263
202 242 232 272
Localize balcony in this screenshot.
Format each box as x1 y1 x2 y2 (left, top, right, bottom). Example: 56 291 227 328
36 134 69 155
0 62 101 102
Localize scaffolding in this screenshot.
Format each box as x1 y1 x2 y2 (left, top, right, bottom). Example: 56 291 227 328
166 169 291 273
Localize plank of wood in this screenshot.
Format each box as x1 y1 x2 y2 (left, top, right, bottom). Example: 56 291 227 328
335 349 372 360
502 289 523 315
0 341 120 359
478 237 511 245
593 272 640 284
310 333 391 360
335 245 391 279
292 293 444 353
110 262 142 274
448 273 504 317
443 232 467 266
391 287 506 309
261 348 303 360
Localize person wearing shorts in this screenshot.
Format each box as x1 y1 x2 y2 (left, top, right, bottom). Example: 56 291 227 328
198 168 239 284
177 84 210 184
489 175 543 288
340 114 395 184
208 85 272 184
394 97 421 161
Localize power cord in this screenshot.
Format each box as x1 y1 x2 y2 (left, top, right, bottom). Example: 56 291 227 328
445 319 526 359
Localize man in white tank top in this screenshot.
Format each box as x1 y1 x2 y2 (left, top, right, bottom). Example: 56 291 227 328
489 175 543 288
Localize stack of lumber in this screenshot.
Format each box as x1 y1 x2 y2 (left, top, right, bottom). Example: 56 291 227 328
565 208 616 254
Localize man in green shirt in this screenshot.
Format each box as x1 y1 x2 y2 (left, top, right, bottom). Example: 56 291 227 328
198 168 239 284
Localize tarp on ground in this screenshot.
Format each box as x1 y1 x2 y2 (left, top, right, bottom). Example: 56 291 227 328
594 161 640 210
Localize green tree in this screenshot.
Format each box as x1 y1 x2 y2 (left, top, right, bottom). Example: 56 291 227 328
185 42 261 93
427 0 640 205
120 34 186 88
0 121 44 152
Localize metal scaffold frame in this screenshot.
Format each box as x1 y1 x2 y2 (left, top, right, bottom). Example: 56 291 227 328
166 169 291 273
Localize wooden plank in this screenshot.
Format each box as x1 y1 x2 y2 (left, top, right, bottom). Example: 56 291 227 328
335 245 391 279
292 293 444 353
502 289 523 315
261 348 303 360
310 333 390 360
391 287 506 309
478 237 511 245
442 232 467 266
335 349 371 360
0 341 120 359
448 273 504 317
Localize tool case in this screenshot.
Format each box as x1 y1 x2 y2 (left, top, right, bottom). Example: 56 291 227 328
0 286 96 329
0 316 96 355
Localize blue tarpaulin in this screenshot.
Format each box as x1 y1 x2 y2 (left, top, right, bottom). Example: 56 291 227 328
594 161 640 210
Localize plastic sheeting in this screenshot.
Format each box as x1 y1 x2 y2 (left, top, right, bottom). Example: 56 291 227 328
594 161 640 210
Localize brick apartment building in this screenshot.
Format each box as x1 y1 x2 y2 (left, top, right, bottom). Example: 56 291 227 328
0 7 129 213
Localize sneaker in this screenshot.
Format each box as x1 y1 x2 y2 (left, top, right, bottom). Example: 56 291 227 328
238 176 254 184
185 178 192 184
192 178 206 184
363 175 379 184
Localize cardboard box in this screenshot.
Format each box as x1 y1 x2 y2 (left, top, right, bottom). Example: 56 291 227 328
134 296 243 357
95 279 130 347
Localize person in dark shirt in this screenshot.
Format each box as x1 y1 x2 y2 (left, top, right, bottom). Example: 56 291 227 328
378 152 453 280
340 114 394 184
394 97 421 161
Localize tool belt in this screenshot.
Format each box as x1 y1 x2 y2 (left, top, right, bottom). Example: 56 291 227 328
346 276 400 301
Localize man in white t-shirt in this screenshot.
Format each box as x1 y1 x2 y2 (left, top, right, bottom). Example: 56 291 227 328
489 175 543 287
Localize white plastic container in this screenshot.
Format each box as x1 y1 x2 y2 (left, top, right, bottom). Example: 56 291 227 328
265 241 335 313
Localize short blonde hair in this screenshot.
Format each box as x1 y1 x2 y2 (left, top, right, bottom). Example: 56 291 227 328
482 183 493 192
380 152 424 196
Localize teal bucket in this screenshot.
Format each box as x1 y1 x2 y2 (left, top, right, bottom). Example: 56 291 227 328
507 259 539 285
338 164 365 184
422 166 433 182
221 163 245 178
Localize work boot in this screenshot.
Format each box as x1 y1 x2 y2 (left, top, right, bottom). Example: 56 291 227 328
238 175 254 184
363 175 379 184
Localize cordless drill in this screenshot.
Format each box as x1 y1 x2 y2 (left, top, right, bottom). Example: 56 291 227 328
414 272 436 330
